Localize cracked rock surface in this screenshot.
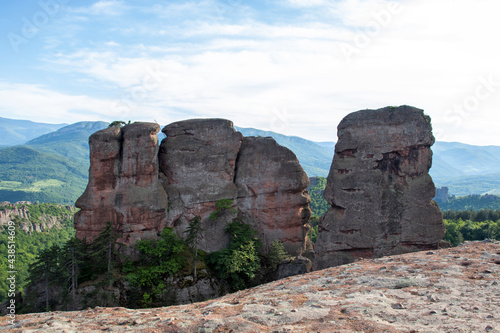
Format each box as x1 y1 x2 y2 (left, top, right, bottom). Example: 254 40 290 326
315 106 445 269
3 241 499 332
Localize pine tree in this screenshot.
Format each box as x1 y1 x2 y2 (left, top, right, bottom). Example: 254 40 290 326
89 222 119 278
184 216 203 279
27 245 61 311
62 237 85 302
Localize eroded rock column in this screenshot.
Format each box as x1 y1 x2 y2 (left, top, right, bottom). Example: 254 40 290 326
235 137 312 255
314 106 445 269
158 119 243 253
75 123 168 245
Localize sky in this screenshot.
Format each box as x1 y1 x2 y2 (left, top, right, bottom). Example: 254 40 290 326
1 0 499 145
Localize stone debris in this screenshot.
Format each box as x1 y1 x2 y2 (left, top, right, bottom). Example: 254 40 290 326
2 241 499 332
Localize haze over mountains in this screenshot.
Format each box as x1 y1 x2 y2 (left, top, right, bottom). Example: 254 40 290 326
0 117 499 204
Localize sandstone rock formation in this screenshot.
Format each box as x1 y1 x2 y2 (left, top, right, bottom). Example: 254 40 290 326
235 137 311 254
75 122 168 245
158 119 243 253
0 205 30 224
0 202 74 233
314 106 445 269
75 119 311 255
5 241 499 332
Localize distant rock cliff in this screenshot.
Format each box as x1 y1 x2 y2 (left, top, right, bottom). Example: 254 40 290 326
75 119 311 255
0 201 74 233
314 106 445 269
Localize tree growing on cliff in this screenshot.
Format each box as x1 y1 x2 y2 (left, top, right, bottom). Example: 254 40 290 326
125 227 186 307
206 219 261 291
209 198 237 220
89 222 119 277
185 216 203 279
108 120 131 128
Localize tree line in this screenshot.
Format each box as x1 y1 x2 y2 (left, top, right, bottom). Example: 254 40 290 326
442 209 500 246
17 199 290 312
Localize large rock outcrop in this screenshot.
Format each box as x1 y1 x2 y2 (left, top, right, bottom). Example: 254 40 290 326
75 119 311 255
314 106 445 269
235 137 311 254
75 122 168 245
158 119 243 253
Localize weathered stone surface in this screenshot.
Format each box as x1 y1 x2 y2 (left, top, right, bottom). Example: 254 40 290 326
5 241 499 332
158 119 243 252
277 256 313 280
75 122 168 245
235 137 311 254
0 203 74 233
75 119 310 255
314 106 445 269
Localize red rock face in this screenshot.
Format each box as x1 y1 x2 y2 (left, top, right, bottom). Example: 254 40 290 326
235 137 311 254
158 119 310 254
75 123 168 245
158 119 243 253
314 106 445 270
76 119 311 255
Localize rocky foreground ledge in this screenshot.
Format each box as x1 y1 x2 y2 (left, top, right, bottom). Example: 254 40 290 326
2 241 499 333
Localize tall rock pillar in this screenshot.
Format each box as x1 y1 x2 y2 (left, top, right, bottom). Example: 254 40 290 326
314 106 445 269
74 123 168 245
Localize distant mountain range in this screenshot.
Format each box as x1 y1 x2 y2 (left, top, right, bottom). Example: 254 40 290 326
0 117 499 203
0 117 67 147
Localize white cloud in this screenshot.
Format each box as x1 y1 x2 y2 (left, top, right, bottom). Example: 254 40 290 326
0 83 115 124
3 0 500 145
286 0 329 7
70 0 126 16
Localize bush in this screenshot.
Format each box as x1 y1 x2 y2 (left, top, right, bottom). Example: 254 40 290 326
206 220 261 291
126 228 186 306
268 240 288 270
209 199 236 220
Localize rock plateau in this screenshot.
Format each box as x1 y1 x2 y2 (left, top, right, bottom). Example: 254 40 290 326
4 241 499 332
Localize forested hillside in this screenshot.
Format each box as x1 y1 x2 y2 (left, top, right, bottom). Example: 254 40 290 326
438 194 500 210
0 121 107 204
0 203 75 303
0 118 499 206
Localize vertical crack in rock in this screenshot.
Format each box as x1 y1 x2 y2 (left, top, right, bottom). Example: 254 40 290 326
314 105 445 270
